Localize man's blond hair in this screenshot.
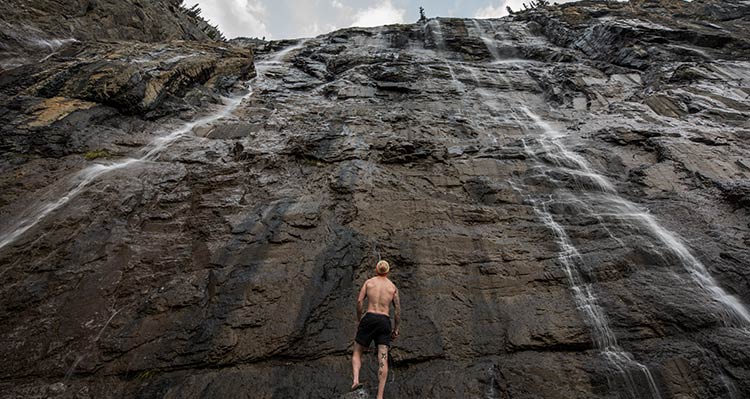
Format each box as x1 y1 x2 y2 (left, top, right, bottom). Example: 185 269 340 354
375 260 390 275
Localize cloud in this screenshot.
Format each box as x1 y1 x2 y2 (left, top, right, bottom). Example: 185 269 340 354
304 22 339 37
196 0 271 39
475 1 509 18
331 0 344 9
350 0 406 28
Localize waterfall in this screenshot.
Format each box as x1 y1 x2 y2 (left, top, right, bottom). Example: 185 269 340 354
515 103 750 396
528 196 663 399
516 132 664 399
459 18 749 391
0 76 262 253
520 106 750 327
600 193 750 326
464 52 664 395
3 42 306 382
427 19 446 51
0 42 315 252
0 159 137 252
140 94 246 161
30 37 78 51
264 39 309 65
445 62 465 93
470 19 501 60
523 111 617 193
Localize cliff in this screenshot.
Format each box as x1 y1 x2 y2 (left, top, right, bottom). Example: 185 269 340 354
1 0 750 398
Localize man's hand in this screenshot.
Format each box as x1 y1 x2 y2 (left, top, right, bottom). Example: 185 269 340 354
391 328 400 340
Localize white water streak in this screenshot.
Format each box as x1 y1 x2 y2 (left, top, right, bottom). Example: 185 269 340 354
429 19 446 50
0 41 323 252
522 109 615 192
267 39 309 64
522 106 750 327
445 62 465 93
517 114 663 398
601 196 750 326
530 197 662 399
0 160 136 251
0 87 254 252
30 38 78 50
93 308 122 343
471 20 501 60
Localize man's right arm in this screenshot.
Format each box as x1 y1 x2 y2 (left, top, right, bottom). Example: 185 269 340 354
356 281 367 322
392 288 401 339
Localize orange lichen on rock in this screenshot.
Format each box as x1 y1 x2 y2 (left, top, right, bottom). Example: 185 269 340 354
26 96 97 127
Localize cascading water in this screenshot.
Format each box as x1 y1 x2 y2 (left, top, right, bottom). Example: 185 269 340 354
0 41 316 253
470 19 502 60
16 43 305 380
423 20 466 97
445 62 465 93
506 107 664 399
458 20 667 397
468 13 750 336
528 195 663 399
514 102 750 396
426 19 446 51
522 110 615 193
0 76 257 252
0 159 136 253
599 193 750 326
263 39 309 66
520 107 750 328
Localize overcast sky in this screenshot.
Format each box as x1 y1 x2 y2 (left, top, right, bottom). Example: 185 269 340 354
194 0 578 39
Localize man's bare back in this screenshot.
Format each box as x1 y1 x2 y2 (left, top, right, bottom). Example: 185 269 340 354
361 276 397 316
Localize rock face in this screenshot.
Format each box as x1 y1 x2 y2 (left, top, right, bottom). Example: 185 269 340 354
2 40 254 113
0 0 222 44
0 0 255 217
1 0 750 398
0 0 225 73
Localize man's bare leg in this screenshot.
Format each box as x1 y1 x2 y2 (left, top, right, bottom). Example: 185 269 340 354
376 344 389 399
351 342 364 390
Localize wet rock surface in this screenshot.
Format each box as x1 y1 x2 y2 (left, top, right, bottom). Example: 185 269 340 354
0 0 225 73
1 0 750 398
0 0 255 232
0 0 221 47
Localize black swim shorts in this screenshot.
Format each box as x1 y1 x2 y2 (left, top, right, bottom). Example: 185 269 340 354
355 312 392 347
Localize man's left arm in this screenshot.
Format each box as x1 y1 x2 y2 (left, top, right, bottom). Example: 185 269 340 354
391 288 401 339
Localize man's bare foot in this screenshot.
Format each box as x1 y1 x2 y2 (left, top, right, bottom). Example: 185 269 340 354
351 382 363 391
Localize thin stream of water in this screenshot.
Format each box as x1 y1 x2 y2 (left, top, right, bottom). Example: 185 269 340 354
597 194 750 325
54 42 302 381
516 102 750 396
0 42 304 252
462 40 663 395
471 19 501 60
530 197 662 399
520 106 750 327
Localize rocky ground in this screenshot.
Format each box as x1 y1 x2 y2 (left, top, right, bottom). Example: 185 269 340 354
1 0 750 398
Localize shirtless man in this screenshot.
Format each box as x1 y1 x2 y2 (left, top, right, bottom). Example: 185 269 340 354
351 260 401 399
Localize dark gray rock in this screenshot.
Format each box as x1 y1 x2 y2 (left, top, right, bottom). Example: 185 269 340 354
1 1 750 398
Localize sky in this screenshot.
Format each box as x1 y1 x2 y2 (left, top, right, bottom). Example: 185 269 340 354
193 0 579 40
